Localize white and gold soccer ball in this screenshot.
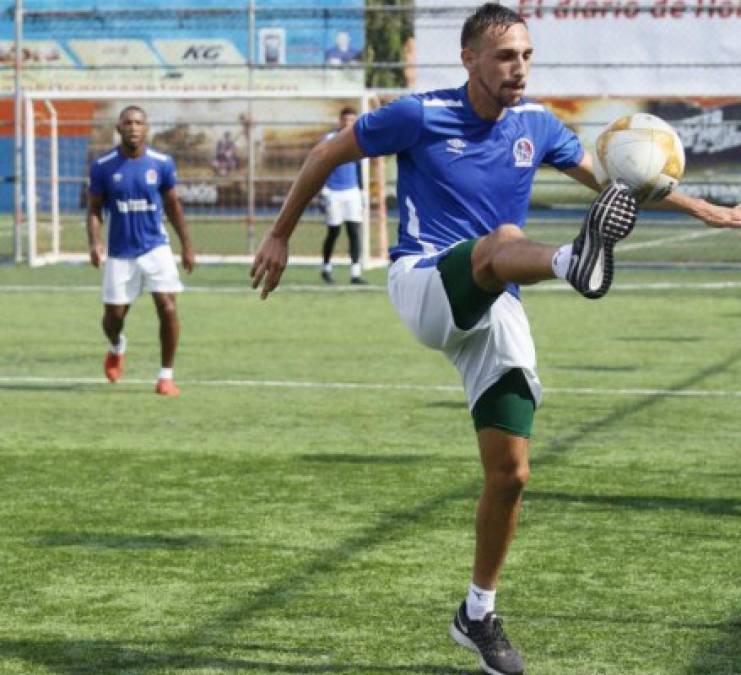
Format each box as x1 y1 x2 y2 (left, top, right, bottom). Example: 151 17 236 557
593 113 685 204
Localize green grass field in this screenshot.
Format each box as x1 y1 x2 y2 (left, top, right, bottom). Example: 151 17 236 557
0 261 739 675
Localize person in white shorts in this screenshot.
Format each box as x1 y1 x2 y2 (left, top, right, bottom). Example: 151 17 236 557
251 4 741 673
87 105 195 397
319 107 367 285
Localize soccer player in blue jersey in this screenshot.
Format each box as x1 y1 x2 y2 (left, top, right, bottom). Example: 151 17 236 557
319 107 367 285
251 4 741 673
87 105 195 397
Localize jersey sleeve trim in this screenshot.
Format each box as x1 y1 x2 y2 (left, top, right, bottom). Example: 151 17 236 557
146 147 170 162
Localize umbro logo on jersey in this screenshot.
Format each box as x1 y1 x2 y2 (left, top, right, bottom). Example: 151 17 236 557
112 173 122 182
446 138 467 154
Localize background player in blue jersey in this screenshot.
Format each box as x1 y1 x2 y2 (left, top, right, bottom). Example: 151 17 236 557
87 105 195 397
251 4 741 674
319 107 367 285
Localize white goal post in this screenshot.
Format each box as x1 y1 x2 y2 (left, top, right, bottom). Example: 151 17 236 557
23 89 389 269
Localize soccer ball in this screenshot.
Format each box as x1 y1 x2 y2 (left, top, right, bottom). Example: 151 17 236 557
593 113 685 204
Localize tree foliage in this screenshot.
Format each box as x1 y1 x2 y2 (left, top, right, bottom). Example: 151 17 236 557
365 0 414 88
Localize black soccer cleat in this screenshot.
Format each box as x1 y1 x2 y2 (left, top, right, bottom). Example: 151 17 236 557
350 276 369 285
566 181 637 299
320 270 335 284
449 601 525 675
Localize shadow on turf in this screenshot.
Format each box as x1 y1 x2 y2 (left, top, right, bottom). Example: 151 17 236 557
526 490 740 517
0 383 87 392
301 453 430 464
686 611 741 674
34 532 211 550
178 480 481 650
532 346 741 468
549 364 638 372
0 639 476 675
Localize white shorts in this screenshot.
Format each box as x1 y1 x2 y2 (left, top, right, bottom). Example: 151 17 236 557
387 254 542 409
325 187 362 226
102 244 184 305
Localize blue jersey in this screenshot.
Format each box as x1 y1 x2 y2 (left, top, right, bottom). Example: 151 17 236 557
323 130 362 190
89 146 177 258
354 85 583 262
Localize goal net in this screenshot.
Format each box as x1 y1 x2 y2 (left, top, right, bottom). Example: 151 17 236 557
24 90 389 269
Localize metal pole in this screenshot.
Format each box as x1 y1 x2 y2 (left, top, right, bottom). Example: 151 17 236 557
24 96 36 266
44 99 59 258
248 0 255 76
246 0 256 254
13 0 23 262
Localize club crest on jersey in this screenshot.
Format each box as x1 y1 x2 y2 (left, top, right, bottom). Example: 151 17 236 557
446 138 467 155
513 138 534 167
145 169 158 185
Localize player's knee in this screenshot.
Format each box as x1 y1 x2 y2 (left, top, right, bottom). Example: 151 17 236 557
479 423 531 497
472 226 525 289
154 296 177 320
483 453 530 498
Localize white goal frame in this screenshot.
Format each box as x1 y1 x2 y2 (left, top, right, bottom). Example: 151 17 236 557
23 89 386 269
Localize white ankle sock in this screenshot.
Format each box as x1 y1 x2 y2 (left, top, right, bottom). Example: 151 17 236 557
551 243 573 279
158 368 174 381
323 263 332 273
466 583 496 620
110 334 126 355
351 263 361 278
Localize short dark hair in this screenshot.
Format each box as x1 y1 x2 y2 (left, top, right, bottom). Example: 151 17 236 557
339 106 357 118
460 3 526 49
118 105 147 121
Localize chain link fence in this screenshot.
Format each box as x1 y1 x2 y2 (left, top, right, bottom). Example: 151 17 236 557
0 1 739 262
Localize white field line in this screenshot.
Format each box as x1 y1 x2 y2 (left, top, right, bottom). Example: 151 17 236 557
1 375 739 398
1 280 741 294
618 228 723 251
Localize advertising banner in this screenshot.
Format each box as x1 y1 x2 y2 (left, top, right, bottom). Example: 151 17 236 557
414 0 741 97
0 0 365 92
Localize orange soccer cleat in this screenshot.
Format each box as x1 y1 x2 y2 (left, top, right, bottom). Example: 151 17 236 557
155 378 180 397
104 351 124 383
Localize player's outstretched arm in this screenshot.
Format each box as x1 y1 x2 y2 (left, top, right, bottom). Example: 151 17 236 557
163 187 195 273
566 152 741 229
659 191 741 229
562 153 603 192
86 192 106 268
251 125 365 299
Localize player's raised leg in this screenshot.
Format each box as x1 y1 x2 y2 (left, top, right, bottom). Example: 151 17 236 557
564 182 637 299
472 183 637 299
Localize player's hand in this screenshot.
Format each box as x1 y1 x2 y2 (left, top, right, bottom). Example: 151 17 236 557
251 232 288 300
699 202 741 229
181 245 196 273
89 243 104 268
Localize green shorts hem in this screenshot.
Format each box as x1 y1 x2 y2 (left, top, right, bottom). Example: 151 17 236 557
471 368 536 438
